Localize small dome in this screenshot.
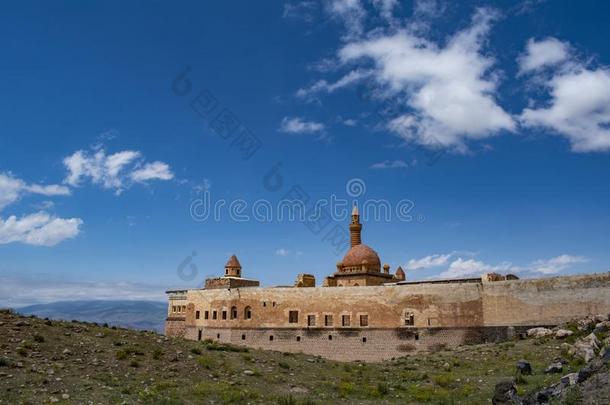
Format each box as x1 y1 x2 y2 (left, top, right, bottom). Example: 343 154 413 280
341 244 381 270
225 254 241 268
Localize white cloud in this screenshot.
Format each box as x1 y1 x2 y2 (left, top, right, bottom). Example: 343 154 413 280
518 37 570 73
370 159 408 169
406 253 452 270
275 248 289 257
411 252 588 279
131 162 174 182
279 117 325 134
438 258 516 279
63 148 174 193
372 0 398 21
283 1 318 22
334 8 514 150
324 0 366 40
520 67 610 152
0 211 82 247
0 172 70 211
296 70 371 101
529 255 588 274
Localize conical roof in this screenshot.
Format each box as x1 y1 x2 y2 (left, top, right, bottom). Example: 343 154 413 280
225 254 241 268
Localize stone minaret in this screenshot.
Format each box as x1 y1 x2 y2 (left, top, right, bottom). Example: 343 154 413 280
349 205 362 247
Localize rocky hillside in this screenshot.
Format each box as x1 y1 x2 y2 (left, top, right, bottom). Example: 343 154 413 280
0 309 608 404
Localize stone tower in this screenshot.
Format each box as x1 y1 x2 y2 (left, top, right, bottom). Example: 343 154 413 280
349 205 362 247
225 254 242 277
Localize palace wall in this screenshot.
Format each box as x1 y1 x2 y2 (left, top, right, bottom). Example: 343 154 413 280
166 272 610 361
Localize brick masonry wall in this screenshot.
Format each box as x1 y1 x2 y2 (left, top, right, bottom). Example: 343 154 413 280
183 325 534 362
165 272 610 361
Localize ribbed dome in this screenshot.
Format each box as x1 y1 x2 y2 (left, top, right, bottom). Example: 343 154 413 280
341 244 381 270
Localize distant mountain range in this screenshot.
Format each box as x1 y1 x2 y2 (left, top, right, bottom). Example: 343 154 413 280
16 300 167 333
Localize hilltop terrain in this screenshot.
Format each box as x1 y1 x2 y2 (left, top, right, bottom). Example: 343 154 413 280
17 300 167 333
0 309 608 404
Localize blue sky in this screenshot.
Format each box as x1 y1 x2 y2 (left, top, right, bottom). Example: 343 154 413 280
1 0 610 306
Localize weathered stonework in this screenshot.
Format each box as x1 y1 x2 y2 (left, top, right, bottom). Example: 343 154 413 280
165 213 610 362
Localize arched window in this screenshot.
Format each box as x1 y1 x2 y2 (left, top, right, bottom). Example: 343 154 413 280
231 306 238 320
244 306 252 320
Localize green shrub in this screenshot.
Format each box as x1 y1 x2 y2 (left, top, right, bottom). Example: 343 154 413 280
337 381 354 397
278 361 290 370
33 334 45 343
432 373 453 388
276 394 297 405
190 347 202 355
16 347 28 357
204 341 248 352
152 348 163 360
197 356 216 369
564 386 584 405
0 357 10 367
129 360 140 368
376 382 389 396
116 347 145 360
514 373 528 385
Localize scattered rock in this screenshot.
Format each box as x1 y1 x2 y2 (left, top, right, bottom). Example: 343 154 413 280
569 333 601 362
492 379 520 405
526 327 553 338
243 370 255 376
593 320 610 333
61 394 70 400
516 360 532 375
62 348 71 355
561 372 579 386
554 329 574 339
544 362 563 374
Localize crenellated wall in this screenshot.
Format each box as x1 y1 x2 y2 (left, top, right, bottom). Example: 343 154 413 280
165 272 610 361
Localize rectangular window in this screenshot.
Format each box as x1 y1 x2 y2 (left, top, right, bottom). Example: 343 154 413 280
212 310 217 320
181 305 186 312
222 310 227 320
307 315 316 326
288 310 299 324
204 311 209 320
195 310 200 320
405 312 414 326
342 315 350 327
360 314 368 327
325 314 333 327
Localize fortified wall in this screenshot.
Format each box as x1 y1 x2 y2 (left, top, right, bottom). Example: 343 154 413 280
166 273 610 361
165 208 610 361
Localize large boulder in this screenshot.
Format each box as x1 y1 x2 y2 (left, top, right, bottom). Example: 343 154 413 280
526 327 553 338
593 320 610 334
544 362 563 374
492 379 521 405
560 373 579 387
516 360 532 375
569 333 601 363
554 329 574 339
